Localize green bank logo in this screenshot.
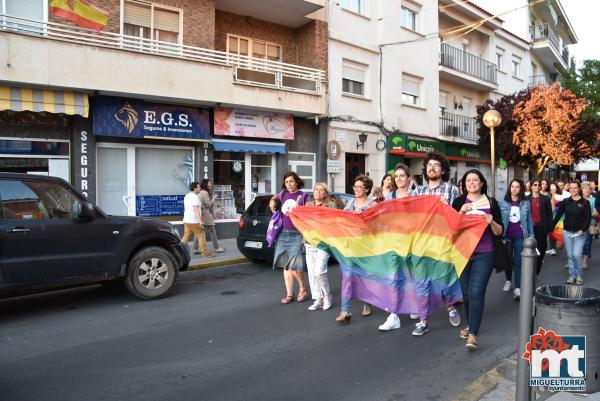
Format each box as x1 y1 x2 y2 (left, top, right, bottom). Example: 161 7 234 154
460 148 468 157
408 141 417 151
392 136 403 146
460 148 481 159
409 141 435 153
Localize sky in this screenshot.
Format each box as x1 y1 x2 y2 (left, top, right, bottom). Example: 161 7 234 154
560 0 600 65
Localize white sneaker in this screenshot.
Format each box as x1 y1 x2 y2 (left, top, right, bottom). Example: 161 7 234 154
546 249 556 256
308 300 322 311
448 308 461 327
513 288 521 300
323 295 333 310
502 280 512 292
409 314 419 320
378 313 401 331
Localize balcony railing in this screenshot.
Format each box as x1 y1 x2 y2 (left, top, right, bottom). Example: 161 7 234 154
440 43 497 85
0 15 325 94
528 75 554 87
439 111 478 141
561 47 570 66
530 23 560 51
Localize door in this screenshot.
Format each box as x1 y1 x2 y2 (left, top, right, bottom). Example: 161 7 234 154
288 152 315 192
345 153 366 194
97 146 133 216
0 178 120 283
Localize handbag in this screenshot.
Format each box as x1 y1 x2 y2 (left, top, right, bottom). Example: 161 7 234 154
590 224 600 235
266 211 283 247
493 236 513 274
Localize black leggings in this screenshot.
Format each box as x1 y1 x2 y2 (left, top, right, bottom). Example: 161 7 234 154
533 225 548 274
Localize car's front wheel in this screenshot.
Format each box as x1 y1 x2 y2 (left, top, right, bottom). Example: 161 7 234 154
125 246 178 300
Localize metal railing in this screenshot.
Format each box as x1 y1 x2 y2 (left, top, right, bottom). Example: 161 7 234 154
440 43 497 85
561 47 570 66
528 75 554 87
439 111 478 141
0 14 325 94
529 23 560 51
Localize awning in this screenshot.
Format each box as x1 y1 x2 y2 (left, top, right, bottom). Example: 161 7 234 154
0 86 89 117
211 138 287 154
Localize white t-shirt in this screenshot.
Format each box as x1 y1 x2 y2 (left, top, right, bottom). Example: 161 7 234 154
183 191 201 224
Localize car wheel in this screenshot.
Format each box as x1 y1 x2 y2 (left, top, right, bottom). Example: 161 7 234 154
124 246 178 300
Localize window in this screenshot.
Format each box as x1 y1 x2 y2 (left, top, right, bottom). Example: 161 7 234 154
512 57 521 78
123 1 182 46
439 92 448 115
213 152 245 219
1 0 46 32
227 35 281 62
401 6 418 31
340 0 364 15
402 75 421 106
496 53 503 69
342 63 366 96
251 154 272 194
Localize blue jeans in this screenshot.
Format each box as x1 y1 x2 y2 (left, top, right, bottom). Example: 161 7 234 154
563 230 585 277
459 252 494 336
583 233 592 258
504 237 524 289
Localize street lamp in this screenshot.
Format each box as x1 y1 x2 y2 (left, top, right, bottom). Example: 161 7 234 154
483 109 502 198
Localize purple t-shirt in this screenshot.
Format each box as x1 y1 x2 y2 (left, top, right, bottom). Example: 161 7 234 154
505 200 524 240
278 190 307 231
465 198 494 253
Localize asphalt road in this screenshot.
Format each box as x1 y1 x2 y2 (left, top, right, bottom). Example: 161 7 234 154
1 243 598 401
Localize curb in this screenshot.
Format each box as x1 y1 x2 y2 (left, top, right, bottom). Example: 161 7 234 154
187 257 251 271
448 357 517 401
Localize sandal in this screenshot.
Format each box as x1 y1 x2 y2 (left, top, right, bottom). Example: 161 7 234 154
297 288 308 303
281 295 294 304
336 312 352 325
361 304 372 317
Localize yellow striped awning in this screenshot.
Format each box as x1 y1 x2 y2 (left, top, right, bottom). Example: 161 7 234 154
0 86 89 117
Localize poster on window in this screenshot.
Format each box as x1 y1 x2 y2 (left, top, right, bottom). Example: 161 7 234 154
214 108 294 140
93 96 210 141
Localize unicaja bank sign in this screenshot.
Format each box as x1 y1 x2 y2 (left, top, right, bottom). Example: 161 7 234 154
523 327 586 392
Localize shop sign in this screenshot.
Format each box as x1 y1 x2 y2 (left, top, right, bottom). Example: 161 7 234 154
136 195 184 217
446 144 489 162
406 138 444 154
327 160 342 173
214 108 294 140
388 132 406 152
93 96 210 141
327 140 341 160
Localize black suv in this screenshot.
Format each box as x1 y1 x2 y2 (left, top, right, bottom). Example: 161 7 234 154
237 193 352 263
0 173 190 300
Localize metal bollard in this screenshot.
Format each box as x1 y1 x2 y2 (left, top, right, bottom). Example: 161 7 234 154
516 237 537 401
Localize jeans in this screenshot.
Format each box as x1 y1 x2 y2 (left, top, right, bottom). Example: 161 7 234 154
504 237 524 289
563 230 585 278
459 252 494 336
583 233 592 258
533 225 548 274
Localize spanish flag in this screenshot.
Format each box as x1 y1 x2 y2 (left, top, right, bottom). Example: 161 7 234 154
50 0 109 31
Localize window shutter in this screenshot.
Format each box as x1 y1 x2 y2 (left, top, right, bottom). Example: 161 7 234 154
153 7 180 32
402 78 419 96
342 66 364 83
124 1 151 28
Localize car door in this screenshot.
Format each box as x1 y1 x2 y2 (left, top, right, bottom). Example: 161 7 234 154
0 178 121 284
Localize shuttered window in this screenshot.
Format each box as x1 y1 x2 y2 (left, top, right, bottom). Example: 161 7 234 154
342 63 366 96
227 35 282 62
124 1 151 28
154 8 179 33
402 76 421 106
123 1 182 44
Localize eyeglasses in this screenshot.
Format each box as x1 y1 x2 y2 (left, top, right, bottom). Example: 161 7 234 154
531 183 540 187
427 162 442 169
353 185 366 189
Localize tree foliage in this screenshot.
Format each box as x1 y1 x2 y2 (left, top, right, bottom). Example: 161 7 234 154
560 59 600 124
512 83 599 175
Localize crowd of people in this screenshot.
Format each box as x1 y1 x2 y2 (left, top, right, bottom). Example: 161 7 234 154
265 151 599 351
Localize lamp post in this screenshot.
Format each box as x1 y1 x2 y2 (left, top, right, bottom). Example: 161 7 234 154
483 110 502 198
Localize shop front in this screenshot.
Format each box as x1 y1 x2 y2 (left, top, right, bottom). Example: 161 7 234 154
92 95 210 218
386 133 445 185
211 107 289 227
0 86 89 182
445 143 492 187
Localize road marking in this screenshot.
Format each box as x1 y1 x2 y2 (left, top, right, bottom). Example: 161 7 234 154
448 357 516 401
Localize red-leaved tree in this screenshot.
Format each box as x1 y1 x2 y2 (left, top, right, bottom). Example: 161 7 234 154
512 83 599 175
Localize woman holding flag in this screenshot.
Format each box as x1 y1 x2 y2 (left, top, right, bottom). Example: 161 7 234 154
452 169 503 350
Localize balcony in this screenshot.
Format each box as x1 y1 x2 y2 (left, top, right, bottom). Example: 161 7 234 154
0 15 326 115
439 111 478 142
529 24 569 70
528 75 554 87
439 44 497 91
216 0 324 28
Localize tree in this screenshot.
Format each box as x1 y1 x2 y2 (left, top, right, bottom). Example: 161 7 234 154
560 60 600 124
512 83 599 175
476 88 533 166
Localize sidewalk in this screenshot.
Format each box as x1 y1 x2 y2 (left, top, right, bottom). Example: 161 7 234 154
185 237 249 271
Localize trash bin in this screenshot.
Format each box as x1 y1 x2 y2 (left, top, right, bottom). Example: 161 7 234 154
534 285 600 393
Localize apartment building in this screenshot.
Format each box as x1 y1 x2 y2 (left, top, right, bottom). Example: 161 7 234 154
0 0 327 236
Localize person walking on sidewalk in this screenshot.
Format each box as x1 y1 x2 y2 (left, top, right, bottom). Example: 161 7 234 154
336 174 377 325
193 179 225 255
378 163 415 331
582 181 598 269
273 172 311 304
546 182 562 256
304 183 340 312
181 182 215 258
527 178 553 275
553 181 591 285
452 169 503 350
411 151 461 336
500 179 533 300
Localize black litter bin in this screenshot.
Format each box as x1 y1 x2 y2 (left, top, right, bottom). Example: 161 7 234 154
534 285 600 393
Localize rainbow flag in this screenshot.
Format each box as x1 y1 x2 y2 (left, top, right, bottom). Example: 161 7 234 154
549 215 564 246
290 196 487 315
50 0 109 31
